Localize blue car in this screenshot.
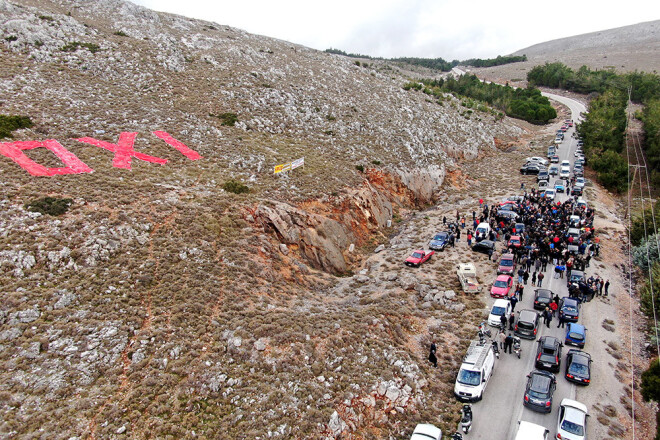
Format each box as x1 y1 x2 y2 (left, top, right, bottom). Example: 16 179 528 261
429 232 449 251
565 323 586 348
554 180 565 193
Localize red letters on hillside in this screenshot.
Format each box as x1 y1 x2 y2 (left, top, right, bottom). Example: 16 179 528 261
0 131 201 176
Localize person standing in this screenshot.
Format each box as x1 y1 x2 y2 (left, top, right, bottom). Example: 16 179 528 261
500 313 508 330
443 216 447 225
541 256 548 272
523 270 530 285
531 272 537 286
467 233 472 247
517 284 524 301
557 314 566 328
605 279 610 296
428 341 438 368
517 268 524 284
499 331 506 349
510 295 518 312
544 308 553 328
504 333 514 354
537 272 544 287
456 228 461 241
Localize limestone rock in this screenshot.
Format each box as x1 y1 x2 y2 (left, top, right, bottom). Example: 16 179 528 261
279 243 289 255
374 244 385 253
444 290 457 300
254 338 268 351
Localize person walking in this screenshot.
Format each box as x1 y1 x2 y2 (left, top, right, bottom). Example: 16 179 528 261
510 295 518 312
517 268 524 284
549 300 558 317
517 284 524 301
537 272 544 287
428 341 438 368
605 279 610 296
544 308 553 328
500 313 508 331
456 228 461 241
467 233 472 247
523 270 530 285
531 272 537 286
557 314 566 328
504 333 514 354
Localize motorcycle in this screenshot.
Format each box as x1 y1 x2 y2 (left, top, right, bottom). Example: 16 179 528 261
452 432 463 440
491 339 500 359
513 336 521 359
460 404 473 434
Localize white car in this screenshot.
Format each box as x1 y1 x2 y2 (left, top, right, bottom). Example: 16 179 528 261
556 399 587 440
538 180 549 190
488 299 512 327
410 423 442 440
554 137 563 144
575 177 586 188
560 167 571 179
544 189 556 200
561 160 571 168
526 157 549 166
574 149 583 157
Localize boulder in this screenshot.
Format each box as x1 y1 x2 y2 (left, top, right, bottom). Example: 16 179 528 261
374 244 385 253
329 411 347 436
279 243 289 255
385 385 400 402
254 338 267 351
444 290 457 300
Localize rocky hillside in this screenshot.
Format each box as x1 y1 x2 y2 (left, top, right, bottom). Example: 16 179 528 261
468 20 660 85
0 0 530 438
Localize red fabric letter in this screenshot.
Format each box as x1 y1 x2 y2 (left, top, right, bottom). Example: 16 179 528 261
75 132 168 169
152 131 202 160
0 140 93 176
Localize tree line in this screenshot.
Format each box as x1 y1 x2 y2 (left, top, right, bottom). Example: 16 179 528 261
325 49 527 72
405 74 556 124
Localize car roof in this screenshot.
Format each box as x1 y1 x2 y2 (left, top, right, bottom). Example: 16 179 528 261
568 350 591 362
535 289 553 298
496 275 511 281
502 253 515 259
560 398 588 417
567 323 585 332
510 235 521 239
493 299 510 306
562 297 579 306
411 423 442 440
541 336 559 347
519 309 538 320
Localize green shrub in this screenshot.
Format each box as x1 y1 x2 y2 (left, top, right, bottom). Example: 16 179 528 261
371 160 381 165
4 35 17 42
211 112 238 126
355 165 364 172
60 41 100 53
0 114 34 138
113 31 128 37
38 15 54 22
222 180 249 194
25 197 73 216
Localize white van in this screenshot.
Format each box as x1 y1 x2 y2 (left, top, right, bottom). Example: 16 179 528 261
475 223 491 240
454 340 495 402
514 421 549 440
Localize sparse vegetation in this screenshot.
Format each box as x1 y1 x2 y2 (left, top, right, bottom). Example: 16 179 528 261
113 30 129 37
4 35 17 42
355 164 364 172
222 179 250 194
211 112 238 126
25 197 73 216
462 54 527 68
0 114 34 138
60 41 101 53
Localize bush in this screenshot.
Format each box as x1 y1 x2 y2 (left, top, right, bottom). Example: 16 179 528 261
640 263 660 323
632 234 660 271
211 112 238 126
0 115 34 138
60 41 100 53
222 180 249 194
355 165 364 172
25 197 73 216
113 31 128 37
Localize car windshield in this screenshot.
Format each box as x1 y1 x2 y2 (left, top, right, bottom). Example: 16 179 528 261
518 321 534 330
494 280 508 288
501 259 513 266
457 368 481 386
510 239 520 244
540 353 556 363
560 420 585 436
529 375 551 396
412 252 423 259
492 306 506 316
562 306 578 314
433 234 447 241
568 332 584 341
569 361 589 376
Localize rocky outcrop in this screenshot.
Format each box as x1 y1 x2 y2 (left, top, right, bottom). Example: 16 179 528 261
396 164 446 204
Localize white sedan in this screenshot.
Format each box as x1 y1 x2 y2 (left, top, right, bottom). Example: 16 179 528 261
544 189 556 200
560 168 571 179
410 424 442 440
557 399 588 440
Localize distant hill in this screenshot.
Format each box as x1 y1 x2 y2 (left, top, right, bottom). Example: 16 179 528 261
469 20 660 85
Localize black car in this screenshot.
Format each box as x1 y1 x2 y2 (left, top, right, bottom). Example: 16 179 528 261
571 186 583 196
472 240 495 255
524 370 557 413
565 350 592 385
537 170 549 182
429 232 449 251
520 164 541 175
533 289 554 311
559 297 580 323
535 336 563 373
515 309 540 339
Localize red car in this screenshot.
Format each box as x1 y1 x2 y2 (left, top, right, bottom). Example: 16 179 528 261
405 250 434 267
508 235 523 248
497 253 516 275
490 275 513 298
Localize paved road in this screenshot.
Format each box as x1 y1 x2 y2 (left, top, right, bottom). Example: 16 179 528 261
463 97 591 440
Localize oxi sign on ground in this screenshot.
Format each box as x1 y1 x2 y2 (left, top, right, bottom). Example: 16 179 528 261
0 131 202 176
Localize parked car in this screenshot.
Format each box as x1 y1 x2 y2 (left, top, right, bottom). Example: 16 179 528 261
554 137 563 144
535 336 563 373
513 223 525 234
537 170 549 182
571 186 583 196
559 297 580 323
428 232 449 251
538 180 549 190
554 179 565 193
565 322 587 348
565 350 592 385
560 167 571 179
547 146 556 158
405 250 434 267
521 164 542 175
514 421 549 440
497 253 516 275
496 210 519 221
561 160 571 168
550 155 560 163
523 370 557 413
544 189 556 200
556 399 588 440
490 275 513 298
508 235 523 249
548 165 559 176
573 167 584 177
575 177 586 188
457 262 481 293
533 289 554 310
568 270 586 288
526 157 549 166
515 309 540 339
410 424 442 440
472 240 495 255
488 299 512 327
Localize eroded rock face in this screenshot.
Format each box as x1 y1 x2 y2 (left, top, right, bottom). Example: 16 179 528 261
396 164 446 204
